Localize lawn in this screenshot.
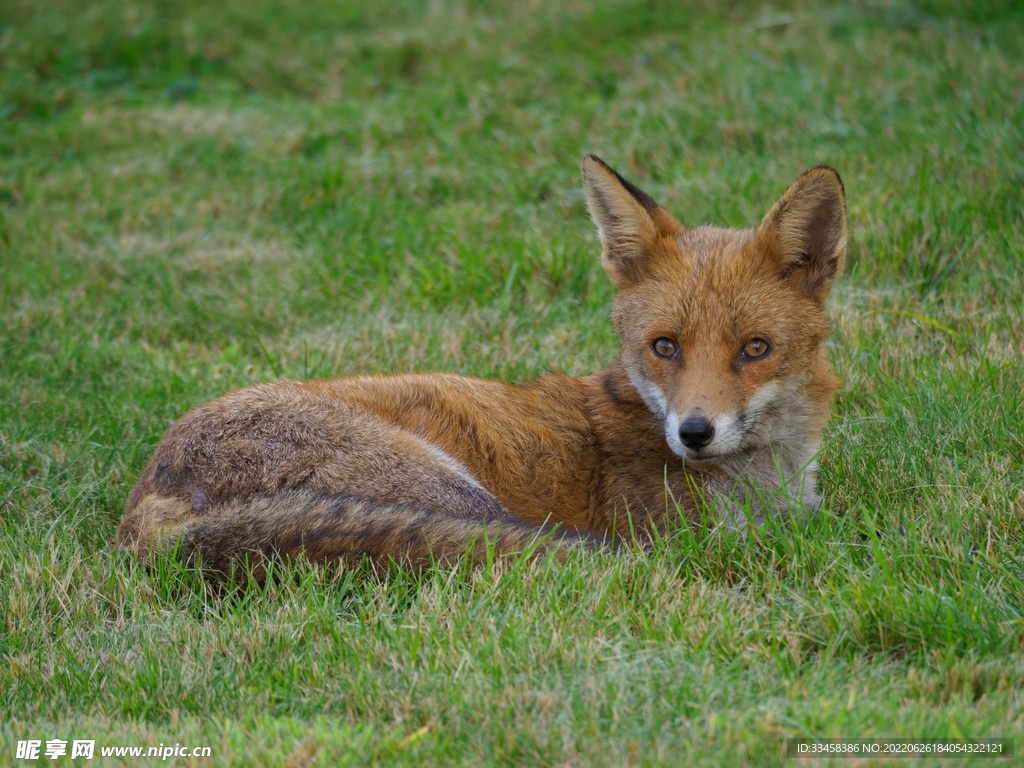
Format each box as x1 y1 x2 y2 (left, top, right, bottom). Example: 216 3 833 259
1 0 1023 765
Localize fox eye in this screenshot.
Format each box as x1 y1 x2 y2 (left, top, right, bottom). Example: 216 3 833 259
652 337 678 359
742 338 770 359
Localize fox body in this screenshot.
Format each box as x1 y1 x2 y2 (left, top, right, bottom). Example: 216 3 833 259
118 156 847 576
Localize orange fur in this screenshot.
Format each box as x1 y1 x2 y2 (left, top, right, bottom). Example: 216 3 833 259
117 157 847 578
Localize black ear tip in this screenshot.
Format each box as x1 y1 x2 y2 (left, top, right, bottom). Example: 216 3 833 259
803 164 840 178
801 165 846 199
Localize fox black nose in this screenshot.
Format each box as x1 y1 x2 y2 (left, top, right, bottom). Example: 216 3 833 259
679 417 715 450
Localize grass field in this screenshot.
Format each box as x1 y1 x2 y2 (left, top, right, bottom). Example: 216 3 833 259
2 0 1023 765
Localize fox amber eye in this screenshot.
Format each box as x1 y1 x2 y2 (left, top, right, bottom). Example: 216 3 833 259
743 338 770 359
652 337 678 359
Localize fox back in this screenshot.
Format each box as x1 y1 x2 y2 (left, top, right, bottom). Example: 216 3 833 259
117 156 846 578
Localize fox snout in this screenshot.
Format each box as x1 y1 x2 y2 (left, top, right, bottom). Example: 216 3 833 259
678 416 715 450
666 407 745 462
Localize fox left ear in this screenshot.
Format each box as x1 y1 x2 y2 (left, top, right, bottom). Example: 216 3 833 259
756 166 847 302
582 154 680 288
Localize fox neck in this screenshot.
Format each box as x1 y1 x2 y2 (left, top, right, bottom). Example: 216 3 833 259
585 360 825 526
702 399 825 525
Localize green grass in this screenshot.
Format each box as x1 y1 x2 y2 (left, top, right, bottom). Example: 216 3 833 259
2 0 1023 765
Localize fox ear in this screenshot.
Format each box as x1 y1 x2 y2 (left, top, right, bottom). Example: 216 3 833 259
757 166 847 301
583 154 673 287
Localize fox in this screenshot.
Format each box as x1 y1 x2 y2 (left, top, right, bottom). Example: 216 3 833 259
116 155 847 579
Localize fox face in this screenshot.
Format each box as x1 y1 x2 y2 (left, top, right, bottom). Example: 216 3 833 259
583 156 846 509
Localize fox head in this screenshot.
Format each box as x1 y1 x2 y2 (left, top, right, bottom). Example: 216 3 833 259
583 155 846 475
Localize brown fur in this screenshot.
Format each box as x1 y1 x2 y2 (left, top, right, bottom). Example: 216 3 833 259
117 157 847 579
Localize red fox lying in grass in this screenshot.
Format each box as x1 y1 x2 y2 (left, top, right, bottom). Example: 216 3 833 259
117 156 847 578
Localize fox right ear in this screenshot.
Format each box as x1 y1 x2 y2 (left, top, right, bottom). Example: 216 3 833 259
583 155 669 287
757 166 848 302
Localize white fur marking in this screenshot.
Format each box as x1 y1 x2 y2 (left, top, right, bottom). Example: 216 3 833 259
745 380 782 418
709 413 741 454
664 410 684 456
624 361 668 420
417 436 486 490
